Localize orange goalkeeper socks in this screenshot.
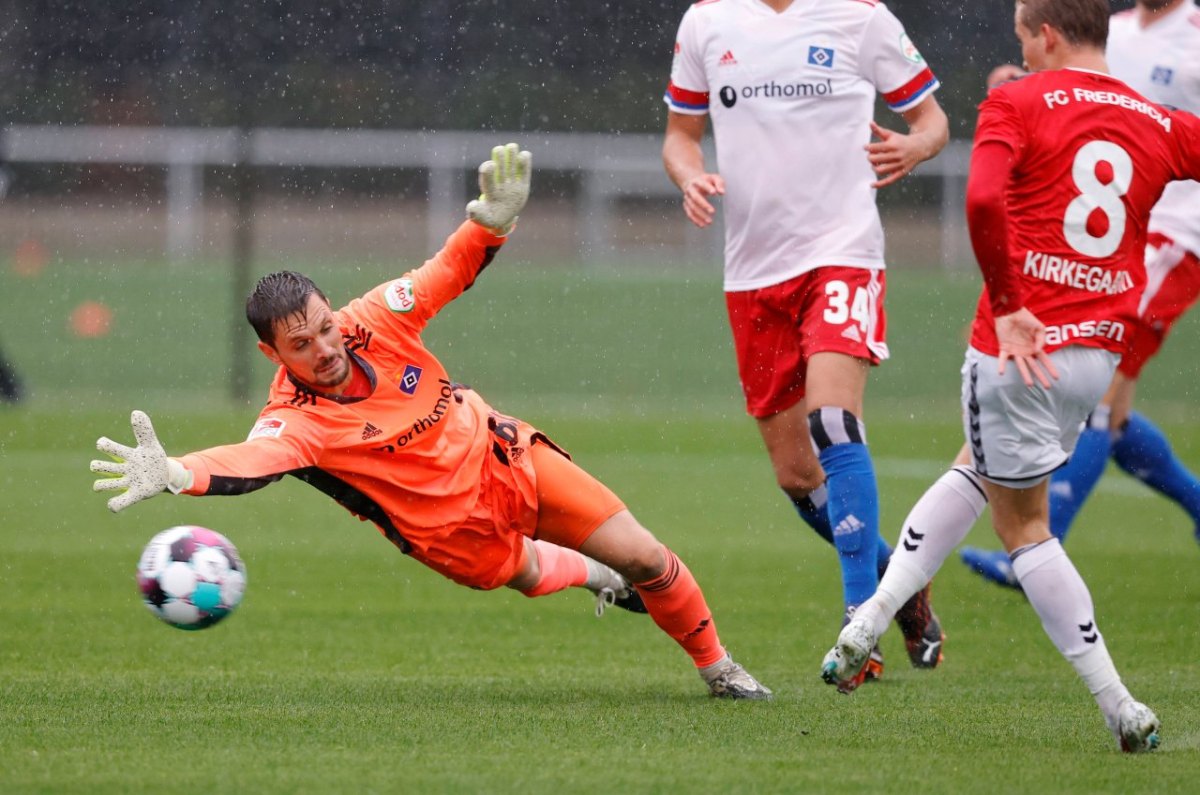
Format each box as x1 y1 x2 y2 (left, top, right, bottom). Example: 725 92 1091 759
519 539 590 597
635 545 726 669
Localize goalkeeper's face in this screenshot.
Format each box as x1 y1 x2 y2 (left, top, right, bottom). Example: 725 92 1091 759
257 293 352 393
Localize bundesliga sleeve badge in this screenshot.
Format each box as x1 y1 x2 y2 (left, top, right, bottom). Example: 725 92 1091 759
247 417 286 440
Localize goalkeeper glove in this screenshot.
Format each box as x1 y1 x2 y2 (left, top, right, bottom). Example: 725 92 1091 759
91 410 193 513
466 142 531 236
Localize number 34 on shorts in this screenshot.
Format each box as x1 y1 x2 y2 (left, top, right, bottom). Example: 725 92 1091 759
809 267 889 363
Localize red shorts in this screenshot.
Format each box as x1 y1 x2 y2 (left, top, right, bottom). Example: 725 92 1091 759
1119 233 1200 379
411 413 625 591
725 267 889 418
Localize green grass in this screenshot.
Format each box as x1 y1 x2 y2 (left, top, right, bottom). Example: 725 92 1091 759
2 259 1200 792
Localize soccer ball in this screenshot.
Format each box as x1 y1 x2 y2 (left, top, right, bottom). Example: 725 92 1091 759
137 525 247 630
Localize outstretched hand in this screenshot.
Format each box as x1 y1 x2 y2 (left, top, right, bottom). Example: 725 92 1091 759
466 143 532 235
995 308 1060 389
91 410 185 513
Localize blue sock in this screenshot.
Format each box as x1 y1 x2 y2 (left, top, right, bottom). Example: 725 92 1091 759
790 485 892 578
789 485 834 545
1112 411 1200 536
1049 419 1112 542
809 408 880 608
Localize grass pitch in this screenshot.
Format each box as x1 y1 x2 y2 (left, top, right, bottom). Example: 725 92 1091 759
2 259 1199 792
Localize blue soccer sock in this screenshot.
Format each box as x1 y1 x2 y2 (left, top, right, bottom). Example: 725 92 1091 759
808 408 880 609
1049 410 1113 542
789 484 893 578
1112 411 1200 536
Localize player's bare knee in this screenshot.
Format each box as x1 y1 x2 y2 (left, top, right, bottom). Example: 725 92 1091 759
622 542 667 584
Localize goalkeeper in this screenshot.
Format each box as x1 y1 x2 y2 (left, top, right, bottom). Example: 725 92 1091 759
89 143 771 701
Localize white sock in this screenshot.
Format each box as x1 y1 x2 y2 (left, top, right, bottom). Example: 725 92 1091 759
1012 539 1131 724
857 466 988 637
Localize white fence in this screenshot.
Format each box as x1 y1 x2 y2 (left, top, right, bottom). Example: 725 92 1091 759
1 125 972 267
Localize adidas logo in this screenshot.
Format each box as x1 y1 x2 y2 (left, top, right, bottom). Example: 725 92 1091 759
840 325 862 342
361 422 383 440
832 514 865 537
718 50 737 66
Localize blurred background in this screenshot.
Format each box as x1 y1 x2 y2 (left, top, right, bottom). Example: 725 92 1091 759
1 1 1192 420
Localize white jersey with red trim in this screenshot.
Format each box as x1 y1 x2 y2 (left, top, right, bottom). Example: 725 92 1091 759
1109 2 1200 256
664 0 939 291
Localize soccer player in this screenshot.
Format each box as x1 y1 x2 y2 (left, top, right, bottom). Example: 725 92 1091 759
821 0 1200 751
89 144 772 701
661 0 949 688
962 0 1200 588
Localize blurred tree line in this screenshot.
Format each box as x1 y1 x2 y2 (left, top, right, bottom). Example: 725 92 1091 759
0 1 1128 138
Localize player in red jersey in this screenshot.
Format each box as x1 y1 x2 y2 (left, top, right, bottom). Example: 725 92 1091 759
90 144 772 701
822 0 1200 751
962 0 1200 588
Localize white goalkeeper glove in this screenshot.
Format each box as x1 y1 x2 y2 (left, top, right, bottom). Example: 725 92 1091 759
466 142 532 236
91 410 193 513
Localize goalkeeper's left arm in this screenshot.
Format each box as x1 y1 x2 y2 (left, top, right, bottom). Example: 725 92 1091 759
466 143 531 236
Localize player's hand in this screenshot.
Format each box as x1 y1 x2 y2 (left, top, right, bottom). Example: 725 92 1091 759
994 308 1060 389
865 121 930 189
466 143 532 236
91 410 191 512
680 172 725 228
987 64 1027 91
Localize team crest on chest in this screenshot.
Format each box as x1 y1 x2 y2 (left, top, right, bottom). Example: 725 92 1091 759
385 278 416 313
807 46 835 69
395 363 423 396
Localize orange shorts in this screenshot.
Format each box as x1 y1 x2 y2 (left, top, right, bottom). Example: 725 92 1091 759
725 266 889 418
409 412 625 591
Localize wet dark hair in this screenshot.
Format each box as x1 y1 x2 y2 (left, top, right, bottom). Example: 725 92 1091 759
245 270 329 345
1017 0 1109 49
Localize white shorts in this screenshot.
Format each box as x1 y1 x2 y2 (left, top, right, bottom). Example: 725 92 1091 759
961 346 1119 488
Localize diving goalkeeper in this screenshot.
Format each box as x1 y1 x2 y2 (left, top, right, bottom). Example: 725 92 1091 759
89 143 771 701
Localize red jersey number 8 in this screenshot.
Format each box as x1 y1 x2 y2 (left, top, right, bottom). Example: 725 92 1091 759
1063 140 1133 259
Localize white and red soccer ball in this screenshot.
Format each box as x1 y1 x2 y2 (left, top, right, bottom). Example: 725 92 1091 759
137 526 247 630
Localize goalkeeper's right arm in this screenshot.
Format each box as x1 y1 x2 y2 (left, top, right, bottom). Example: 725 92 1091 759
91 410 193 513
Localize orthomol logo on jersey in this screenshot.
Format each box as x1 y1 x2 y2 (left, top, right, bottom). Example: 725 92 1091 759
718 79 833 108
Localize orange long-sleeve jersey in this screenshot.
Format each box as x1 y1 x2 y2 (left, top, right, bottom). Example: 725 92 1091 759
176 221 514 556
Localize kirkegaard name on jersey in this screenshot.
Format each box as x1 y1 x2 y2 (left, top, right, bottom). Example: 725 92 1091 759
1023 250 1135 295
384 278 416 313
248 417 286 440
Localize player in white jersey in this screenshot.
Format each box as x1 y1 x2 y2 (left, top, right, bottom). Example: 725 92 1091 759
961 0 1200 589
661 0 949 689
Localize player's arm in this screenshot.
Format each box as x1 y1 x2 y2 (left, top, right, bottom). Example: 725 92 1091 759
351 144 531 330
867 94 949 189
966 141 1058 389
91 410 316 512
663 110 724 229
